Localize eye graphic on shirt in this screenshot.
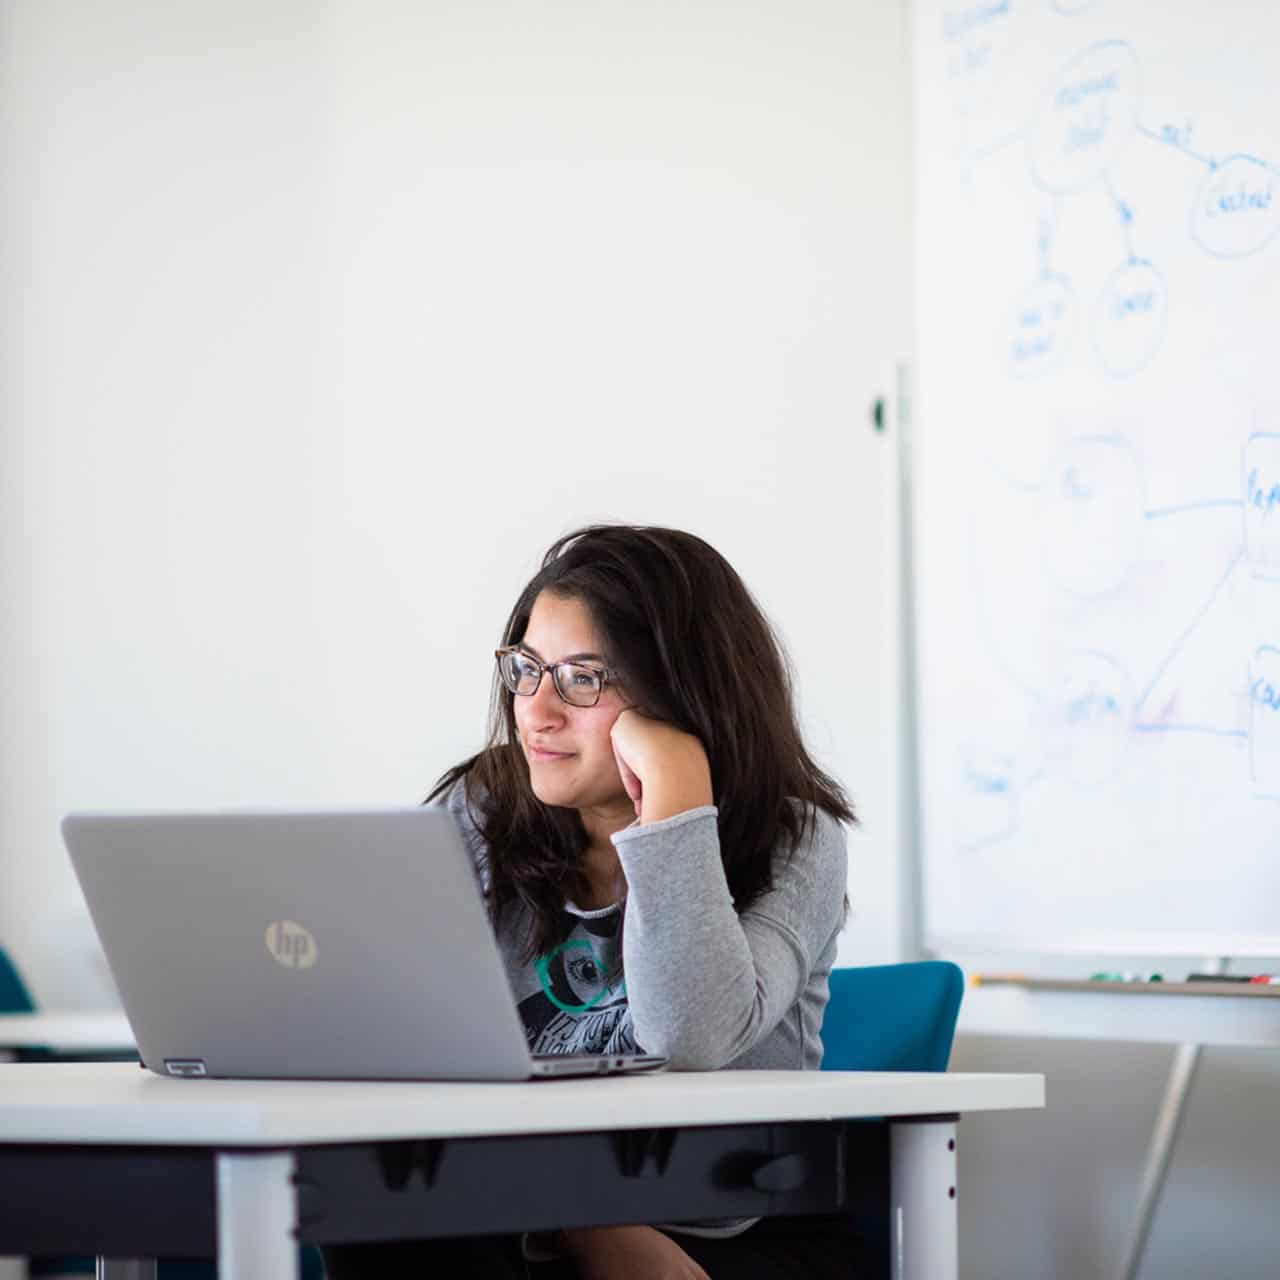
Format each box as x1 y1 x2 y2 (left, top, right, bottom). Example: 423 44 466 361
565 951 601 997
535 939 625 1014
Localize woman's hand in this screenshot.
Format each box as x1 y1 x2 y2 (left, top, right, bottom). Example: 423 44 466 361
559 1225 710 1280
609 709 713 824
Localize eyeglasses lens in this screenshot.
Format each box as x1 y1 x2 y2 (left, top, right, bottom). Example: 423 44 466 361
500 651 541 695
555 664 603 707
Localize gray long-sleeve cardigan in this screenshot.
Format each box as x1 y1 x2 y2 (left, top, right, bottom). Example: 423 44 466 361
441 783 849 1072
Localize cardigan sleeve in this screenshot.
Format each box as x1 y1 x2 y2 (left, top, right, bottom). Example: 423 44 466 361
612 804 848 1070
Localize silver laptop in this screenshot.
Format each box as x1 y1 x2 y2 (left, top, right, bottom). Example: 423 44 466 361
61 807 667 1082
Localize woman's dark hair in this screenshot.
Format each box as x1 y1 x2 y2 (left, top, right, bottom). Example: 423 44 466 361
428 524 854 959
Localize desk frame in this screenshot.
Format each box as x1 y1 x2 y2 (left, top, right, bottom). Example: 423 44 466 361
0 1063 1043 1280
4 1118 956 1280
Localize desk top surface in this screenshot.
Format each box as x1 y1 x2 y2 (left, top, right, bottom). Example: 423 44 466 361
0 1011 135 1052
0 1061 1044 1147
960 984 1280 1047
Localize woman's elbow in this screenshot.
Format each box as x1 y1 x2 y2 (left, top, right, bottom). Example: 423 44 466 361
633 1015 750 1071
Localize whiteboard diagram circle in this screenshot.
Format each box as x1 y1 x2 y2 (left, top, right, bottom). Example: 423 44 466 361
1056 651 1135 789
1028 41 1141 194
1043 437 1144 598
1008 274 1075 378
1092 258 1168 377
955 742 1021 854
1191 154 1280 259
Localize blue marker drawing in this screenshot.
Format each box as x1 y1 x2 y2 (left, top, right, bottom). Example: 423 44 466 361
1132 723 1248 739
1027 41 1141 195
1103 171 1138 261
1191 154 1280 258
1134 547 1247 713
956 742 1024 854
1008 274 1075 378
1145 498 1242 520
929 4 1280 830
1248 472 1280 516
1037 197 1065 276
1136 121 1216 170
944 1 1014 126
1243 434 1280 580
1056 650 1135 791
1248 646 1280 796
942 0 1011 44
1092 257 1168 377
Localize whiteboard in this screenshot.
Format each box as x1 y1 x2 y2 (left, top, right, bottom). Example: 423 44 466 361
912 0 1280 955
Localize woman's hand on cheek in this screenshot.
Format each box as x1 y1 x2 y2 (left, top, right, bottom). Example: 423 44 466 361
612 741 644 816
609 709 713 825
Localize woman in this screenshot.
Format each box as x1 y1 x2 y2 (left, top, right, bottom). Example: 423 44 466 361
324 524 859 1279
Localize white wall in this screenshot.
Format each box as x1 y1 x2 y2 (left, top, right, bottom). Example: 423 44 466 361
6 4 1279 1278
0 0 913 1007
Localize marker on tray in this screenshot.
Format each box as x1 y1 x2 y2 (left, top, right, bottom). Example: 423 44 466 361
1185 974 1280 983
1089 972 1164 983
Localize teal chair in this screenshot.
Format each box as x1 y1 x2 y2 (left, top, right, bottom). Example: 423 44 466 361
819 961 964 1073
818 961 964 1277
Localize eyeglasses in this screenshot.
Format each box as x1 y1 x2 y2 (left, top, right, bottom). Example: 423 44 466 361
494 647 619 708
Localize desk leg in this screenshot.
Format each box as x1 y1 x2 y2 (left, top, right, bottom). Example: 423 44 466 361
215 1152 299 1280
0 1065 25 1279
0 1063 19 1280
889 1117 958 1280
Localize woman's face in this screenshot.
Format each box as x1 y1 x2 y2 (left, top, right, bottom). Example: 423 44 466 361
512 591 632 821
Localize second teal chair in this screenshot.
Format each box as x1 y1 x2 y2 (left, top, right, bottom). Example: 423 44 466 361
819 960 964 1073
0 946 35 1014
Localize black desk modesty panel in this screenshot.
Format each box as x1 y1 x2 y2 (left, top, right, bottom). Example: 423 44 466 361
0 1119 894 1264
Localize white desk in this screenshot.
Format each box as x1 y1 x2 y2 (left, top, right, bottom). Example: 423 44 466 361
0 1061 1043 1280
0 1012 135 1060
961 982 1280 1047
0 1015 136 1280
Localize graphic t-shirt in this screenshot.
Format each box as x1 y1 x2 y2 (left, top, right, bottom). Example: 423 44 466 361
510 901 639 1057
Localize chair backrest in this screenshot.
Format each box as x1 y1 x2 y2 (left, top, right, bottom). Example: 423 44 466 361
0 946 36 1013
819 961 964 1072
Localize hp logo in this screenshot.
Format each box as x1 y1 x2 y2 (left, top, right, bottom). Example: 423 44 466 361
265 920 318 970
